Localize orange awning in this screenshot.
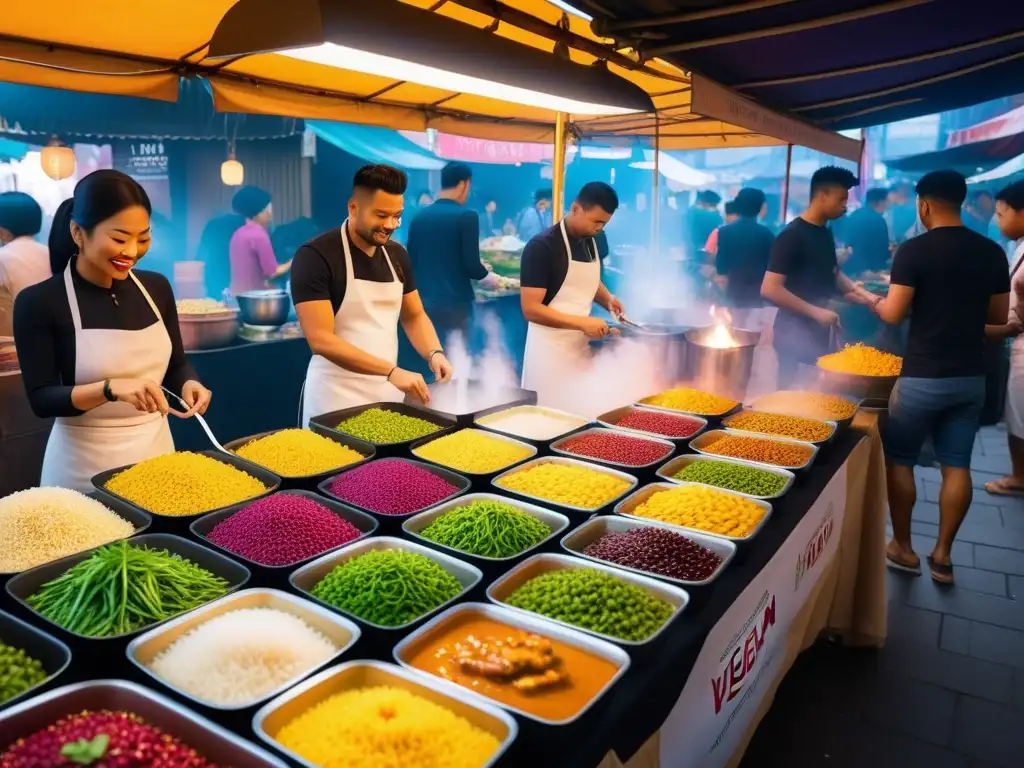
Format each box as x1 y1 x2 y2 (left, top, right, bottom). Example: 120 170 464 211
0 0 860 159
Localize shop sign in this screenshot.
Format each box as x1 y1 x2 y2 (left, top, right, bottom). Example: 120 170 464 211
114 141 169 180
658 463 849 768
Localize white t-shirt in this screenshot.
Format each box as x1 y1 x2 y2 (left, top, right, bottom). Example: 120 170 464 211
0 236 51 337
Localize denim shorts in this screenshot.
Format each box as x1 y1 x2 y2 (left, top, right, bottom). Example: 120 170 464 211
882 376 985 468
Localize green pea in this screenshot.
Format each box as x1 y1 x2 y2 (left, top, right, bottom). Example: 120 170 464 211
673 459 786 496
0 643 47 704
336 408 440 444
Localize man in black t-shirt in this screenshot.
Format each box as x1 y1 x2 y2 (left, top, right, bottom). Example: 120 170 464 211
761 167 878 386
855 170 1011 585
716 187 774 328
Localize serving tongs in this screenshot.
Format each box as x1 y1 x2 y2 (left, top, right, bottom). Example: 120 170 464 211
613 311 646 331
161 386 229 453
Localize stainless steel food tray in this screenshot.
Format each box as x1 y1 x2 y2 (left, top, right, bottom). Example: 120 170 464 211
126 588 361 711
614 481 773 543
747 391 863 432
491 455 639 514
721 408 837 446
317 457 470 520
549 427 676 470
486 552 688 647
475 404 591 444
596 404 708 443
560 515 736 587
252 661 517 768
0 609 71 710
689 428 819 471
392 601 630 725
309 400 457 451
635 391 742 422
0 680 287 766
289 536 482 631
403 493 569 563
223 427 375 484
190 489 378 571
411 427 538 477
655 454 795 501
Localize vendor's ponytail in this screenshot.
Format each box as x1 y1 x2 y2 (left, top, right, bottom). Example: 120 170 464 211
47 170 151 276
48 198 76 274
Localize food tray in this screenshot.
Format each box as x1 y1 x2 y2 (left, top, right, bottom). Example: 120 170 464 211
411 428 538 480
655 454 795 501
252 660 517 768
721 409 837 446
0 680 288 766
0 492 152 577
486 552 688 647
596 404 709 444
5 533 251 642
190 489 378 572
392 602 630 725
550 427 676 471
409 381 537 427
403 493 570 563
747 391 863 432
614 481 773 544
91 449 281 521
308 401 457 456
475 404 591 449
126 588 361 711
0 609 71 711
635 392 742 423
491 455 639 515
223 428 375 488
689 428 819 471
560 515 736 587
289 536 482 631
317 457 470 521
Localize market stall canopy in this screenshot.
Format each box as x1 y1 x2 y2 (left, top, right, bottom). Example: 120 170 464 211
885 104 1024 173
630 150 715 188
306 121 445 170
0 0 858 159
968 153 1024 185
0 80 299 140
0 137 30 162
580 0 1024 130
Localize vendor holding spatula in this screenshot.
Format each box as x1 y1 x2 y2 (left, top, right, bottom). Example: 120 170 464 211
519 182 626 408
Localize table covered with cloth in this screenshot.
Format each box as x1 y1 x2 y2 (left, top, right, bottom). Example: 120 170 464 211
591 411 887 768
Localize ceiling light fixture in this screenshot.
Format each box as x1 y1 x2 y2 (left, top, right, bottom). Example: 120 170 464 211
208 0 654 117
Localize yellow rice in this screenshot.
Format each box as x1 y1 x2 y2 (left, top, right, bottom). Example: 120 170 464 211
234 429 364 477
104 451 267 517
0 487 135 572
274 685 501 768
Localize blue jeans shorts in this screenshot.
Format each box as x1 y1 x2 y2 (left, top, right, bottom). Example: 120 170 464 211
883 376 985 469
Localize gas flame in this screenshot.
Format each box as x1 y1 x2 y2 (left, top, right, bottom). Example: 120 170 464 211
704 305 740 349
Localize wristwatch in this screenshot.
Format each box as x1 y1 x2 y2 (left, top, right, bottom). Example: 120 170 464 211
102 379 117 402
427 349 444 363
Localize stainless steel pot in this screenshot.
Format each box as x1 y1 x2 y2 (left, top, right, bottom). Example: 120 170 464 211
178 310 239 351
237 290 291 328
684 326 760 402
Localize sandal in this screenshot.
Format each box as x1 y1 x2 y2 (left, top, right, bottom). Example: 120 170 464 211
927 556 954 585
984 478 1024 497
885 541 921 575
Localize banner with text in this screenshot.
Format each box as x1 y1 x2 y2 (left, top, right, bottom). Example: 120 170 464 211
659 462 849 767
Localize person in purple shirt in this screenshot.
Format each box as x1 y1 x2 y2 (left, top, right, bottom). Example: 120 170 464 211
228 186 290 295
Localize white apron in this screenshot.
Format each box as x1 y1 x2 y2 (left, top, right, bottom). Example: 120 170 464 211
40 264 174 492
301 221 404 426
521 219 601 410
1004 240 1024 437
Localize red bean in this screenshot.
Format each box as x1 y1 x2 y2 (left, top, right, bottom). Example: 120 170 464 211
207 494 363 566
582 526 723 581
558 431 671 466
614 409 704 438
327 458 459 515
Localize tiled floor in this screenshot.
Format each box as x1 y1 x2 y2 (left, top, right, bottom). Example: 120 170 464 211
741 425 1024 768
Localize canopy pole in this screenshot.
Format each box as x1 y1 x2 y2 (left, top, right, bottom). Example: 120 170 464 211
780 143 793 225
651 120 661 258
552 112 568 220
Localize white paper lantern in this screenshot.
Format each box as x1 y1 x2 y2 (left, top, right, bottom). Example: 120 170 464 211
221 156 244 186
40 139 76 181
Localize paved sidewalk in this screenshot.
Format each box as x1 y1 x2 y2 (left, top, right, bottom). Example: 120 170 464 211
741 425 1024 768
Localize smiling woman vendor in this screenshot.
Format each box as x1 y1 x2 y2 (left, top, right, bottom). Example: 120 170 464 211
13 170 211 492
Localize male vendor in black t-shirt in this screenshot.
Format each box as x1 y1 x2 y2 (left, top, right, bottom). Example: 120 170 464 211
761 166 878 386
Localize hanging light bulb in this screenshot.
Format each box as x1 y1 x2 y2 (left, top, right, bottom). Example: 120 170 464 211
40 137 76 181
221 150 244 186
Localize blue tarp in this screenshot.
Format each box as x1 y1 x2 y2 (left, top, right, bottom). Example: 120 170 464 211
306 121 444 170
0 137 30 162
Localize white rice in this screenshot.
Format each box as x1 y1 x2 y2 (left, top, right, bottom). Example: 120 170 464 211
0 487 135 572
147 607 338 706
478 406 588 441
